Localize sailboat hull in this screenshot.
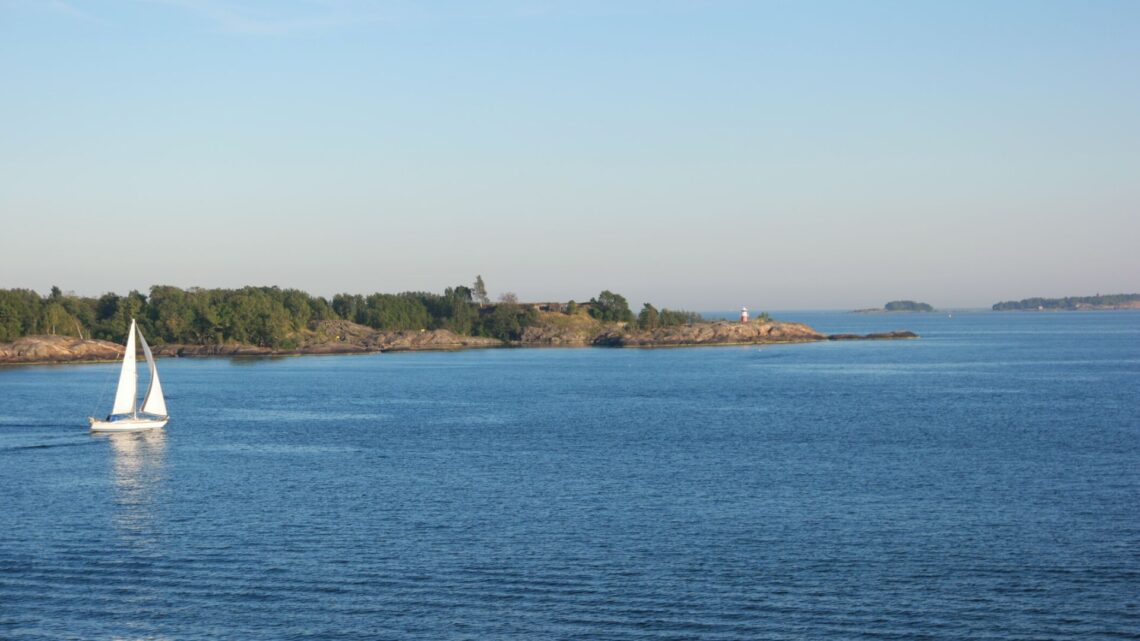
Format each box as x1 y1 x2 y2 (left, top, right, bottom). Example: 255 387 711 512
89 416 169 432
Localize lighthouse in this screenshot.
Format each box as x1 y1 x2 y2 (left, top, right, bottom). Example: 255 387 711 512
741 306 749 323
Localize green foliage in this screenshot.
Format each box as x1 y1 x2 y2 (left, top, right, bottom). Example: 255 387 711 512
330 286 481 333
41 302 80 336
638 303 659 330
90 291 146 343
635 301 703 328
657 308 703 326
148 285 191 343
0 286 333 348
565 300 578 315
588 290 634 323
331 293 362 323
360 293 431 331
0 289 43 340
0 288 103 340
436 286 476 334
479 303 521 341
61 295 95 337
0 297 22 342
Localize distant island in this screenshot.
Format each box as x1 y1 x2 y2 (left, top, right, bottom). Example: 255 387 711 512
0 282 917 364
854 300 934 313
992 293 1140 311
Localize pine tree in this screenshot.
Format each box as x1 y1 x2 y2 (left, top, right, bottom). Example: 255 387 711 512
473 275 489 305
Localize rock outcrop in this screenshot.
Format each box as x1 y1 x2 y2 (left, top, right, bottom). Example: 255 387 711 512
519 321 599 346
0 335 123 364
374 329 502 352
307 320 500 352
152 344 280 357
827 331 919 341
597 321 826 347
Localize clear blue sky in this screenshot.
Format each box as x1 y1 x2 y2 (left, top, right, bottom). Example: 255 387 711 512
2 0 1137 310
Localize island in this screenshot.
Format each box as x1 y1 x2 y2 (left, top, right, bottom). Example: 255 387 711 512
854 300 934 313
992 293 1140 311
0 284 918 364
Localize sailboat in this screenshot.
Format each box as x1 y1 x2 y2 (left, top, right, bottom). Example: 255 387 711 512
88 318 169 432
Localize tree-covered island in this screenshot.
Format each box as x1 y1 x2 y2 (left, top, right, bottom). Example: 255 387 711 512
992 293 1140 311
0 280 916 363
854 300 934 313
0 282 707 346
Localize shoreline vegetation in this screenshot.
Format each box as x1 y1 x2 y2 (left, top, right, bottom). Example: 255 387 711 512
0 282 917 365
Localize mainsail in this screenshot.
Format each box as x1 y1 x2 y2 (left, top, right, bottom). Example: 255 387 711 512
110 319 138 415
139 327 167 416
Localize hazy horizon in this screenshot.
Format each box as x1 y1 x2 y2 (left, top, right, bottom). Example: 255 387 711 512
3 1 1137 310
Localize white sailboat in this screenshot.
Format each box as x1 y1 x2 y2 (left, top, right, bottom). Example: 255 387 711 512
89 318 169 432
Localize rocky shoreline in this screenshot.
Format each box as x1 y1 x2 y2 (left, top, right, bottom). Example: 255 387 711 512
0 320 918 365
0 335 126 364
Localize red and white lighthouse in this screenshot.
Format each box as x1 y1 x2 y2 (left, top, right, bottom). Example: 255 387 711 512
740 306 749 323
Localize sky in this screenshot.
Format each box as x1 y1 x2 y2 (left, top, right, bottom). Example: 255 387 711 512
1 0 1137 310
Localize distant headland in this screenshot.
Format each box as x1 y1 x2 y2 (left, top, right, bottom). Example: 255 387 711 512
992 293 1140 311
853 300 934 313
0 282 917 364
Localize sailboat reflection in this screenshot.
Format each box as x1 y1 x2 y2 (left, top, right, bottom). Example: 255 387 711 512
104 430 167 544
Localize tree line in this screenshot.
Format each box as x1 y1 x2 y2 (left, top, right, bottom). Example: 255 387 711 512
586 290 705 329
992 293 1140 311
0 285 335 347
0 281 709 347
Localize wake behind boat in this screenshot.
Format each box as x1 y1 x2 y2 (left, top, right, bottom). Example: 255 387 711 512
89 319 169 432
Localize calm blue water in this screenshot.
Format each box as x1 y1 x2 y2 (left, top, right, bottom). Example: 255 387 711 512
1 311 1138 640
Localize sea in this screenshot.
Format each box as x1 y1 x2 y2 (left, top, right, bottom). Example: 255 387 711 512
1 311 1137 640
